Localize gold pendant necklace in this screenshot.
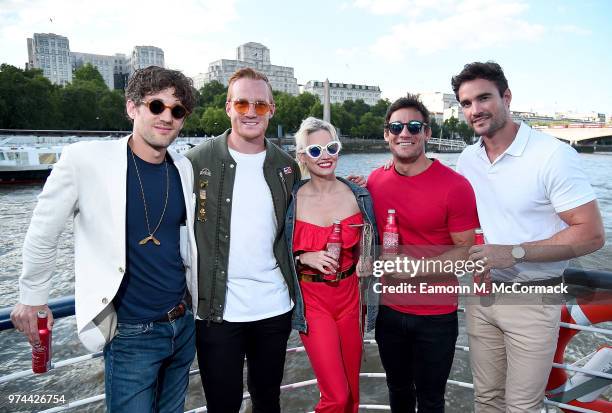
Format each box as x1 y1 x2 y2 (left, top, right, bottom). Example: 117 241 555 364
130 146 169 246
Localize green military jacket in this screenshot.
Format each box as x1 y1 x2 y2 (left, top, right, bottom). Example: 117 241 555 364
185 129 301 322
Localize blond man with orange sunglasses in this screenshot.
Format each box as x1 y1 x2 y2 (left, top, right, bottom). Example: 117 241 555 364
186 68 302 413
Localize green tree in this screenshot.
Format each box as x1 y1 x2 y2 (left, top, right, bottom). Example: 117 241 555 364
98 90 131 130
443 116 459 139
0 64 60 128
73 63 107 90
350 112 384 139
330 103 356 137
457 121 473 144
309 101 323 119
0 97 7 127
199 81 227 107
58 84 100 129
343 99 370 123
371 99 391 118
429 118 441 140
182 106 205 136
200 107 230 136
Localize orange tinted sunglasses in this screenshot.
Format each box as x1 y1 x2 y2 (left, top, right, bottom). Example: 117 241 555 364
228 99 273 116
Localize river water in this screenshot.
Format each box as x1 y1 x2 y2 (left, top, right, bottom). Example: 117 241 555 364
0 151 610 412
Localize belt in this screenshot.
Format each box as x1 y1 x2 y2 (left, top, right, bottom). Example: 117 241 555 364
492 276 563 288
299 264 356 283
155 303 186 322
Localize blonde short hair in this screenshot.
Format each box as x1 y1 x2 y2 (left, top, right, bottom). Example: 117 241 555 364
294 117 339 178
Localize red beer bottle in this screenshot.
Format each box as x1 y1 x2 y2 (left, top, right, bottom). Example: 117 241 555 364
324 220 342 281
382 209 400 256
32 310 52 374
473 228 491 296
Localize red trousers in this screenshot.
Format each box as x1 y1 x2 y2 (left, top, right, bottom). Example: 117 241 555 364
299 274 362 413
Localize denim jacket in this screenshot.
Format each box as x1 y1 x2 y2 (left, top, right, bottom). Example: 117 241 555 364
285 177 379 333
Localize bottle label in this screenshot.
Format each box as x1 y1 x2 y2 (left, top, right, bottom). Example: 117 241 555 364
383 232 399 255
326 242 341 260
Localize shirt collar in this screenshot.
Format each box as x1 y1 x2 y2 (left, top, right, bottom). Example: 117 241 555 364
505 122 530 157
476 122 529 162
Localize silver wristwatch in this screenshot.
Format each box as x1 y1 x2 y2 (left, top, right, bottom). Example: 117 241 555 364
511 245 526 263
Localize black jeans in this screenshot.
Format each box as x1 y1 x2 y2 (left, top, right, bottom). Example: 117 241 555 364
195 310 292 413
375 305 458 413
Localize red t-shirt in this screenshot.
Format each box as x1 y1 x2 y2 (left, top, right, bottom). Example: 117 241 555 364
367 159 479 315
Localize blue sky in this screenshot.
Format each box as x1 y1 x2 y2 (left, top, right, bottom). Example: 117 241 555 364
1 0 610 116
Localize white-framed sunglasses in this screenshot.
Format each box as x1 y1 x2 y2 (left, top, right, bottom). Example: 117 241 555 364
298 141 342 159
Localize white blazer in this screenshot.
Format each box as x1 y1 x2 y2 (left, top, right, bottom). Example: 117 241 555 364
19 136 198 352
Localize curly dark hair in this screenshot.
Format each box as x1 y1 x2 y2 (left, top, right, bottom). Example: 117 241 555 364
125 66 196 112
384 94 430 127
451 61 509 101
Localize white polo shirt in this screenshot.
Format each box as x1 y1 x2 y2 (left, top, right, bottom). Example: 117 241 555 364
456 122 596 281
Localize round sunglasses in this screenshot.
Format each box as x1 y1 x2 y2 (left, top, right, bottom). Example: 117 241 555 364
299 141 342 159
229 99 273 116
143 99 189 119
386 120 428 135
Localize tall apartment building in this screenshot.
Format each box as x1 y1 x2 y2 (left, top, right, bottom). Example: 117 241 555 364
26 34 164 90
194 42 299 95
71 52 115 89
304 81 381 106
131 46 165 73
27 33 72 85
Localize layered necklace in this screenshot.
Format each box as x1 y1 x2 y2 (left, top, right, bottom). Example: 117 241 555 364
130 146 169 246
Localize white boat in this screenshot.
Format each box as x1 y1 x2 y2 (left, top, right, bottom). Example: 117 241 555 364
0 136 209 184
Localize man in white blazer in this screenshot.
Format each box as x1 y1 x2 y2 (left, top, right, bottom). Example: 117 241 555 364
11 66 199 412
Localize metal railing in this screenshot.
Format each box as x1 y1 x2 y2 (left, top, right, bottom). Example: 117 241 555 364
1 267 611 412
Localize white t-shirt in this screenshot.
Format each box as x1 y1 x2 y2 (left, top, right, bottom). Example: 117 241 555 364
456 123 596 281
223 148 293 321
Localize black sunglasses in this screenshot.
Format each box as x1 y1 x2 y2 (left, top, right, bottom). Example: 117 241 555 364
143 99 188 119
386 120 428 135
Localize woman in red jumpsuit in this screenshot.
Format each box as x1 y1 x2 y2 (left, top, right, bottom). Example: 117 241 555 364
287 117 378 413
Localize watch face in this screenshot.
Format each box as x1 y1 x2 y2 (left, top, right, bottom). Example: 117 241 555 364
512 246 526 259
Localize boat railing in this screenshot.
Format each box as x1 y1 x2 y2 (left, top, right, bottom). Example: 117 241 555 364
1 267 611 413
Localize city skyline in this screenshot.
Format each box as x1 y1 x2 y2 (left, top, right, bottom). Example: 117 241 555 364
1 0 610 116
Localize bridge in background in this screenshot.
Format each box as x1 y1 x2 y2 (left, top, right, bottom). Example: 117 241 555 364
536 125 612 145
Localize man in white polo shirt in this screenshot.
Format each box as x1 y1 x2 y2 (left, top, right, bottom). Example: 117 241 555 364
452 61 605 413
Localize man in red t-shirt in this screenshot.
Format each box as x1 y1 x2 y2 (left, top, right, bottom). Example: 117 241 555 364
367 95 480 413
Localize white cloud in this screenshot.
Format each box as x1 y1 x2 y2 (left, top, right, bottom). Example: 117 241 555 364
555 25 592 36
351 0 451 17
0 0 238 75
367 0 545 60
335 46 361 58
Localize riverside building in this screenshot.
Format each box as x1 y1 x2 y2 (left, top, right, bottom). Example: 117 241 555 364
71 52 116 89
26 33 164 90
304 80 381 105
27 33 72 86
130 46 165 72
194 42 299 95
417 91 465 123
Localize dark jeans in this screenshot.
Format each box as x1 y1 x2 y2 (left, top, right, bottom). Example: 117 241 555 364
375 305 458 413
196 310 292 413
104 310 196 413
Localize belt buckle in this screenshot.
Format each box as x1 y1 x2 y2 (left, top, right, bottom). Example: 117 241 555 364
333 270 344 282
167 303 184 322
